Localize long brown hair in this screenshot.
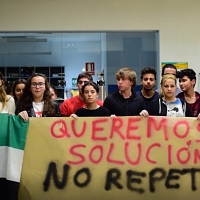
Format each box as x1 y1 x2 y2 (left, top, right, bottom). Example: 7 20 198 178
12 79 26 103
20 73 56 116
0 72 9 111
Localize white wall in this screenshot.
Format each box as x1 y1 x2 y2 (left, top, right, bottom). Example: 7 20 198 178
1 0 200 90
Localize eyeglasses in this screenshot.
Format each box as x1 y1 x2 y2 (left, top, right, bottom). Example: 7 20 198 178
78 80 88 85
31 82 45 88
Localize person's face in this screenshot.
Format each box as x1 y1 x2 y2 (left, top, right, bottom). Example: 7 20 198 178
161 78 176 98
49 87 57 100
179 76 195 92
141 73 156 91
15 83 25 100
163 68 176 76
117 76 133 92
30 76 46 99
77 78 90 93
83 85 98 103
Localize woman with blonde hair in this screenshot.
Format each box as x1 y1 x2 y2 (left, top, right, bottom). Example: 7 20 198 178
0 72 15 113
140 74 193 117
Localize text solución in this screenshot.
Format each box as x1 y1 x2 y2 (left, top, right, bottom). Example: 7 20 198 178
50 116 200 166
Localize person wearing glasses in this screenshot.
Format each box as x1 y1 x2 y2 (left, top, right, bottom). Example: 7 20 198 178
0 71 15 113
60 72 103 117
15 73 60 121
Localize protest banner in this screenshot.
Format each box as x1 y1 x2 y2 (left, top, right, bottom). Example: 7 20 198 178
18 116 200 200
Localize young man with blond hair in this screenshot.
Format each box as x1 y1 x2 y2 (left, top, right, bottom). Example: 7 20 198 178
103 67 144 116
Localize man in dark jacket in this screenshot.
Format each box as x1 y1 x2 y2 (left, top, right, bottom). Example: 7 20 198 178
103 67 144 116
177 68 200 117
136 67 159 110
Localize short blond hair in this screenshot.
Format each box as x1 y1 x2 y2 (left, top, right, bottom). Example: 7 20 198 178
115 68 137 87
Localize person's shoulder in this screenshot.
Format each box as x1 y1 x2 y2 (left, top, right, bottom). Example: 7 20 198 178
99 106 110 111
153 91 160 98
75 107 85 114
177 97 186 104
176 91 184 98
6 95 14 102
98 106 111 116
151 98 160 104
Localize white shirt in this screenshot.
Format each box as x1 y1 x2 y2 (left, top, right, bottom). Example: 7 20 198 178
0 95 15 113
32 101 44 117
163 98 184 117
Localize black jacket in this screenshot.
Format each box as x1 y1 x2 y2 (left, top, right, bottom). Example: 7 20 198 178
15 100 60 117
148 98 193 117
103 91 144 116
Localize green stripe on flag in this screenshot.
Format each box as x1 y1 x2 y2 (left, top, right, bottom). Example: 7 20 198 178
0 114 9 146
0 114 29 150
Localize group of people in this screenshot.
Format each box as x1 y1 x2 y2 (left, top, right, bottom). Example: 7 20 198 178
61 64 200 121
139 64 200 120
0 63 200 122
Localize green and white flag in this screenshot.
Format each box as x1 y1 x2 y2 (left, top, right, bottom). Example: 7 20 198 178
0 114 29 200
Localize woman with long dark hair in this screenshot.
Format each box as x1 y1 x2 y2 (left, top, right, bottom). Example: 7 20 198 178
0 72 15 113
12 79 26 105
15 73 60 121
